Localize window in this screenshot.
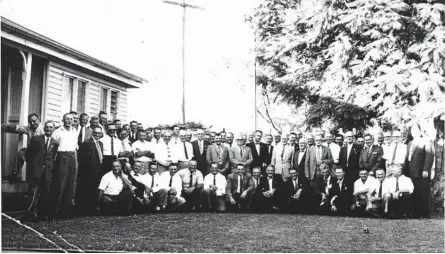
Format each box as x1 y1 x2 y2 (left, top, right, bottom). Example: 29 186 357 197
77 80 86 113
100 87 108 112
62 76 75 113
110 90 119 121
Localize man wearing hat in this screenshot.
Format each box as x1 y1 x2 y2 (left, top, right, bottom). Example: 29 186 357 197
271 134 294 180
229 133 253 173
339 131 362 184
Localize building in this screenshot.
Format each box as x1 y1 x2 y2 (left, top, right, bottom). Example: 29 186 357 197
1 17 148 192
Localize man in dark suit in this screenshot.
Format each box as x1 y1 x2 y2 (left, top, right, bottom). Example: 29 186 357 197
192 129 210 175
22 121 59 221
251 165 284 213
226 164 254 212
206 133 230 175
330 167 353 216
305 135 334 186
128 120 139 144
277 168 311 213
339 131 362 184
246 130 269 172
77 113 93 147
312 164 336 214
403 126 435 218
76 126 104 215
292 138 307 180
359 133 384 177
265 134 274 165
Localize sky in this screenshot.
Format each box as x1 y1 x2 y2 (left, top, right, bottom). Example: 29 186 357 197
1 0 269 133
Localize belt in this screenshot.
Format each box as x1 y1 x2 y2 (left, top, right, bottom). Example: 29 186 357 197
57 151 75 154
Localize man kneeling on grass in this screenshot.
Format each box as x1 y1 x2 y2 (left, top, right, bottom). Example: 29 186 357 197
226 164 253 212
382 166 414 219
145 162 169 212
250 165 283 213
160 163 186 212
97 161 134 216
351 169 379 216
177 159 204 212
277 168 311 213
366 168 388 217
330 167 353 216
202 162 227 212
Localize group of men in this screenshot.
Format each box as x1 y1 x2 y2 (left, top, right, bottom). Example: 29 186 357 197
1 111 438 220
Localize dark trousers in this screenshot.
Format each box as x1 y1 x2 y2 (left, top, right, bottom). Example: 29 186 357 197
27 173 51 219
332 195 352 216
75 171 102 215
50 152 76 218
251 192 278 213
412 178 431 218
99 189 134 215
387 193 413 218
227 192 250 212
181 188 203 211
202 189 226 212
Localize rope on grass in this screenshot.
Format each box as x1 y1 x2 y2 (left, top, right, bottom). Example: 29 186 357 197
52 230 85 253
1 213 67 253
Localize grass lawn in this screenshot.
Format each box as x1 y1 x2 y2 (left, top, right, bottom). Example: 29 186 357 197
2 212 444 252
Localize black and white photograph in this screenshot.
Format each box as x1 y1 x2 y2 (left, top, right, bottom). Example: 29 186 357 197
1 0 444 252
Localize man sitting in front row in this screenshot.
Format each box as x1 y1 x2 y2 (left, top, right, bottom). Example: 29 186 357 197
251 164 283 213
351 169 378 216
366 168 387 217
177 159 204 212
278 168 310 213
97 161 135 216
330 167 353 216
145 162 169 212
226 164 253 212
382 166 414 219
202 162 227 212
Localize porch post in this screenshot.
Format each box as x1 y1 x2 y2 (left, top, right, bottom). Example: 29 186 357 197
19 50 32 181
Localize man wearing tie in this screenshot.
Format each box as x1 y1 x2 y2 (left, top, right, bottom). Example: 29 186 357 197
382 166 414 218
77 113 92 147
22 121 58 221
382 131 407 177
273 132 282 146
226 164 253 212
132 132 155 173
324 133 340 165
144 162 169 212
366 168 387 217
177 159 204 211
192 129 210 175
271 134 294 180
202 162 227 212
251 165 283 213
265 134 274 165
351 169 379 216
359 133 384 176
176 130 194 170
229 134 253 173
292 138 307 180
77 126 105 215
224 132 234 149
100 123 132 176
151 128 163 145
206 133 230 176
305 134 334 187
170 125 181 145
313 164 335 214
154 131 178 173
278 168 310 213
128 121 139 144
339 131 363 184
246 130 269 172
330 167 353 216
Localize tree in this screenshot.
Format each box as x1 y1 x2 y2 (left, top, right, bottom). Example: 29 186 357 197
249 0 445 136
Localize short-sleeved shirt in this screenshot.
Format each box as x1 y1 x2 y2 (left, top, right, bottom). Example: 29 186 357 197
353 176 378 196
100 134 124 156
52 126 78 152
203 173 227 196
177 168 204 189
132 140 155 162
98 171 124 195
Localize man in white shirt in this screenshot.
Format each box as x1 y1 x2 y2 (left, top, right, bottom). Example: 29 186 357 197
176 130 194 170
323 133 340 165
144 162 168 212
177 159 204 211
100 123 132 176
382 131 407 177
132 131 155 173
351 169 378 216
151 128 163 145
376 132 384 146
97 161 134 216
273 132 281 146
224 132 234 149
170 125 181 145
382 166 414 219
49 113 79 220
125 161 151 213
155 130 178 173
202 162 227 212
117 129 132 163
161 163 186 212
366 168 387 217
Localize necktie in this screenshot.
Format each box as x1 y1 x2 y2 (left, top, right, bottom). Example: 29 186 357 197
256 143 260 156
239 175 243 193
199 141 203 154
395 178 399 192
111 137 115 156
45 137 49 154
78 127 83 145
157 139 159 144
151 175 155 188
240 146 243 158
391 143 398 165
189 172 193 187
122 140 126 151
184 143 189 159
378 182 382 198
281 145 285 161
367 146 372 158
95 140 103 163
256 178 259 188
294 180 298 191
218 145 223 163
317 147 321 162
213 174 216 186
167 144 171 158
169 175 173 187
269 145 272 154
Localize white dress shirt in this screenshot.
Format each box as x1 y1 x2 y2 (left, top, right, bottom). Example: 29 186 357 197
132 140 155 162
346 143 353 165
100 134 124 156
297 150 306 165
267 178 274 191
353 176 378 195
98 171 124 195
175 141 194 163
237 174 242 193
155 141 178 166
129 171 151 193
382 175 414 195
383 143 407 165
203 173 227 196
324 142 340 163
52 126 78 152
158 171 183 198
255 143 261 156
177 169 204 189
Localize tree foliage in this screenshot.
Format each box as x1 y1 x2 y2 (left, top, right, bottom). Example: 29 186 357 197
249 0 445 136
